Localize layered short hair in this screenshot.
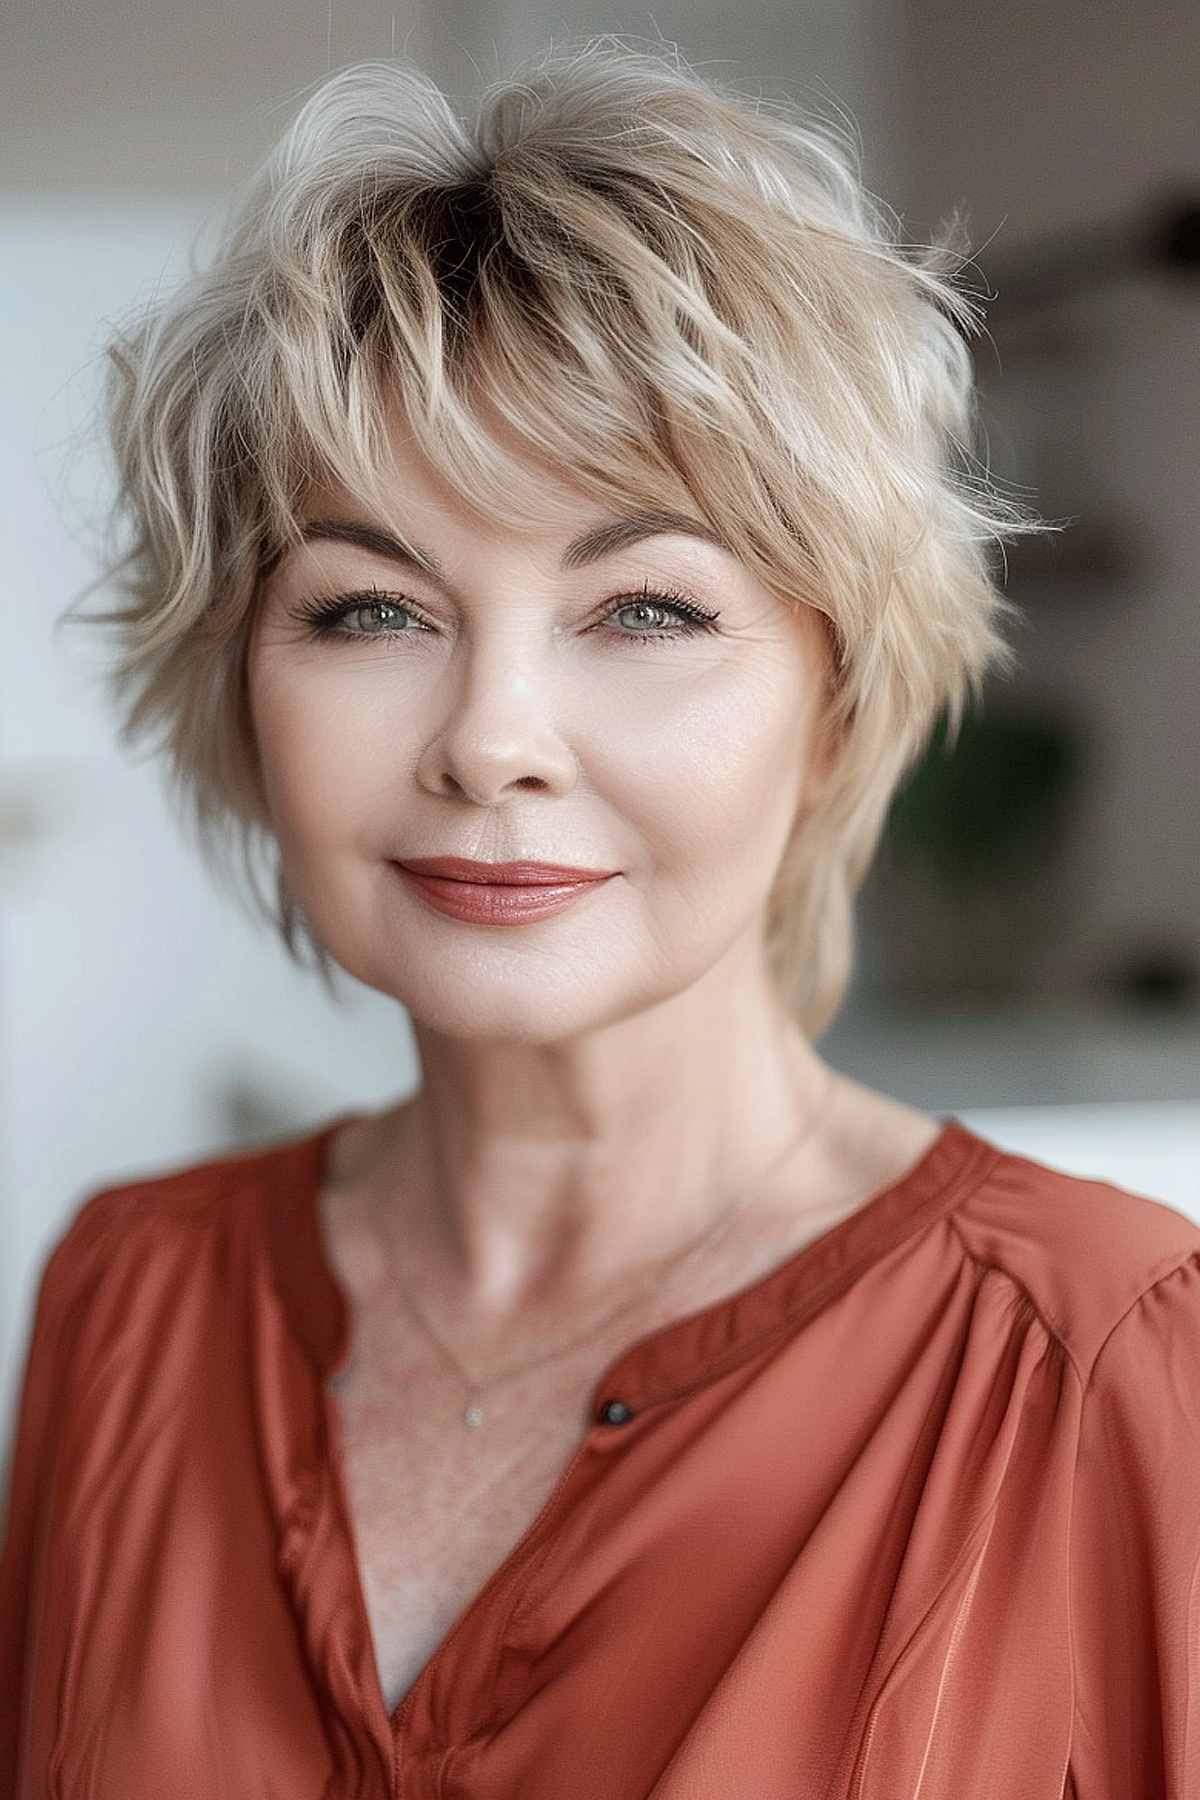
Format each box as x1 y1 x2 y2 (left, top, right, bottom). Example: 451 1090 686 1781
65 38 1053 1038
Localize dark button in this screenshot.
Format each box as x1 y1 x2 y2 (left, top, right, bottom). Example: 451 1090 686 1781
599 1399 634 1426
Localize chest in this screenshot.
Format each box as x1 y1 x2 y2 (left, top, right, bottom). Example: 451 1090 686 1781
312 1168 875 1717
325 1339 604 1717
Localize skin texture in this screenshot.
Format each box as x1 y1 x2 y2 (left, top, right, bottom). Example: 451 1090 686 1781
246 406 939 1360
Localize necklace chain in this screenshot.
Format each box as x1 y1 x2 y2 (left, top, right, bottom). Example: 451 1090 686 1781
386 1067 835 1428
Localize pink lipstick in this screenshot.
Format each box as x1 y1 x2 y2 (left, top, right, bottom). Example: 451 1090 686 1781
393 858 616 925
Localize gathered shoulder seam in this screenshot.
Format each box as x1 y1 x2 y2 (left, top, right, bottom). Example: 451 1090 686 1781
945 1215 1087 1390
946 1214 1199 1395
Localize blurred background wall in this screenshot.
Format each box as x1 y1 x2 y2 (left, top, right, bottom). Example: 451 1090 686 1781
3 0 1198 1439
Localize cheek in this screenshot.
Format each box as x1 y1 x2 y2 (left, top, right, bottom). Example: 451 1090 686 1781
620 671 809 866
249 665 396 851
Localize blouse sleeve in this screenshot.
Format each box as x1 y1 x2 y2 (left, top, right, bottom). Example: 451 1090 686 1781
1066 1250 1200 1799
0 1227 83 1794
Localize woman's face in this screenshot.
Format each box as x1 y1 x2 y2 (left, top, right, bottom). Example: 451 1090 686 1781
247 424 834 1040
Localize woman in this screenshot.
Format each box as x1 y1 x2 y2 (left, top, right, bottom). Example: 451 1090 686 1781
3 40 1197 1800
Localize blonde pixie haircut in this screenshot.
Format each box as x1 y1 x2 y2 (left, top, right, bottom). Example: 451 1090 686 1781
67 38 1053 1039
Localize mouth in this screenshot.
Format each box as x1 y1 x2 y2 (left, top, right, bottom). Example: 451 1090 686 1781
395 857 615 886
392 861 616 925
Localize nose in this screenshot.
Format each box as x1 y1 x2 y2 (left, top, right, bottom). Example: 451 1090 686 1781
413 638 579 807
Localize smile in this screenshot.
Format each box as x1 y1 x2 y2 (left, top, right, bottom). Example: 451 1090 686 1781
392 864 615 925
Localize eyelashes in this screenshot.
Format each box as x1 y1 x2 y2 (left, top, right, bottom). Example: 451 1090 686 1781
285 580 723 647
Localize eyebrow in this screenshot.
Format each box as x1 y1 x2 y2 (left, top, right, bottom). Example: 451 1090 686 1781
279 509 729 583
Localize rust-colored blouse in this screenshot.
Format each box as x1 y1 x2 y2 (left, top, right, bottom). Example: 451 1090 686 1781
3 1112 1199 1798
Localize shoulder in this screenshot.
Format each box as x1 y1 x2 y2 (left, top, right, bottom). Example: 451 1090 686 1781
31 1126 309 1358
53 1129 277 1250
949 1131 1200 1388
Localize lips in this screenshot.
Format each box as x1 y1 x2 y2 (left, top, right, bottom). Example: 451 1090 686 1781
396 857 613 886
393 860 615 925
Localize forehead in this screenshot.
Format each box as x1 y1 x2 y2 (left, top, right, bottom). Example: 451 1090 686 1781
297 455 616 550
290 400 730 573
395 381 722 534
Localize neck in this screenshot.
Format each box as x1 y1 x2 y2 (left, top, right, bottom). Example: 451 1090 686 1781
344 964 845 1322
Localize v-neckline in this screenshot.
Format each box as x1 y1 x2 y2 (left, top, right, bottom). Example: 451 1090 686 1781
283 1108 998 1414
263 1107 1002 1743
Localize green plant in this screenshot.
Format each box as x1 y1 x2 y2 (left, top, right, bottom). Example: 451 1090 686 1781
884 703 1084 898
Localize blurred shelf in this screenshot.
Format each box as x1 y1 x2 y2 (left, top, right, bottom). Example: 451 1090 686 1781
822 998 1200 1111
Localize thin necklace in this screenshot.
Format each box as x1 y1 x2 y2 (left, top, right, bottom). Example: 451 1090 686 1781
386 1065 835 1429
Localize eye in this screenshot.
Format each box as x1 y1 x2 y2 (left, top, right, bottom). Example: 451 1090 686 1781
287 581 723 645
288 589 425 640
603 584 723 641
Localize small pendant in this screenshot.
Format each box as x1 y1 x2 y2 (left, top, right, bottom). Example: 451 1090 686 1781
463 1403 484 1428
